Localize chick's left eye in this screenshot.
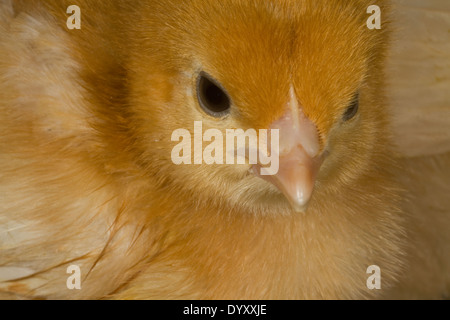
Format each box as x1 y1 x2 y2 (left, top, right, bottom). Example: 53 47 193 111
196 72 231 117
343 92 359 121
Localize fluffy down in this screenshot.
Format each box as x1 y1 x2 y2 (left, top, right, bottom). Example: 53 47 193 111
0 0 449 299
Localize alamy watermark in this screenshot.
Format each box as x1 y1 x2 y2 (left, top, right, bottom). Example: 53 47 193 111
66 5 81 30
171 121 280 176
65 264 382 292
66 265 82 290
66 5 382 31
366 265 381 290
367 5 382 30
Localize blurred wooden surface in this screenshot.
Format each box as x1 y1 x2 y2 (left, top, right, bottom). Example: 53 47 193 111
387 0 450 158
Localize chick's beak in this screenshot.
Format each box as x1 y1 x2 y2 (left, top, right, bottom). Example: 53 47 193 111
253 88 323 213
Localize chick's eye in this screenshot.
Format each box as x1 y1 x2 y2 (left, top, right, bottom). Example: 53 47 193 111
343 92 359 121
197 72 231 117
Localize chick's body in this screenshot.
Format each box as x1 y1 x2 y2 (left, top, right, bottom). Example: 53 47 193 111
0 0 449 299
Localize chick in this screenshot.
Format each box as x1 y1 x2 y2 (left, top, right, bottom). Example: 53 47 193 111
0 0 448 300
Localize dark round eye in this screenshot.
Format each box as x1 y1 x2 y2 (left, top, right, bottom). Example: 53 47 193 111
196 72 231 117
343 92 359 121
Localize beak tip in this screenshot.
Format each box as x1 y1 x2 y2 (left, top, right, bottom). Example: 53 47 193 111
251 164 315 214
286 192 311 214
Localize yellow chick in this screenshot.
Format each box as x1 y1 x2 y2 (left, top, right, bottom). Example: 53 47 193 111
0 0 448 299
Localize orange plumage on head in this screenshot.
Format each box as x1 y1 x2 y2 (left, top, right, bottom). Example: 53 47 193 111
1 0 449 300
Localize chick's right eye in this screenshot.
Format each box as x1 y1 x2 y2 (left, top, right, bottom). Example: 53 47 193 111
196 73 231 117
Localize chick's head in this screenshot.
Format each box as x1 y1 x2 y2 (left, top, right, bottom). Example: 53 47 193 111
125 0 391 214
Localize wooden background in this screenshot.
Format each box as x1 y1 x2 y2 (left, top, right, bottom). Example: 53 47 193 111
387 0 450 158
